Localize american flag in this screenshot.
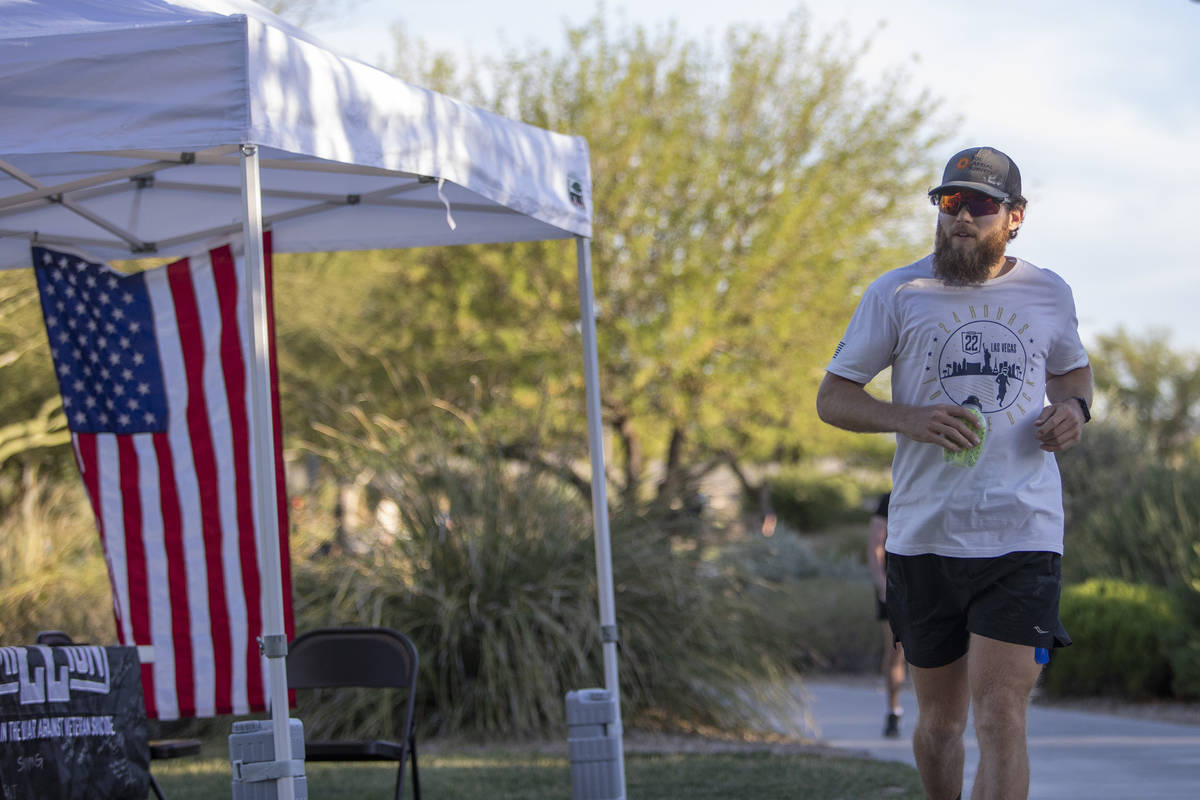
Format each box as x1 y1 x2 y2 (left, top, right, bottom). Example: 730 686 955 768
33 236 292 720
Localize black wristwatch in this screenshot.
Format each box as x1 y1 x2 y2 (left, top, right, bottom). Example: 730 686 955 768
1071 396 1091 423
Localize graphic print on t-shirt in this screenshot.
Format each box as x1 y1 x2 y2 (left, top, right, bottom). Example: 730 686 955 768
937 316 1028 414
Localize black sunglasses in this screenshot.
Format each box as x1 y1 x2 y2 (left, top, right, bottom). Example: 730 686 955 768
931 191 1007 217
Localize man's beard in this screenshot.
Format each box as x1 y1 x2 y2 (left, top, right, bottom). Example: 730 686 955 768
933 221 1010 286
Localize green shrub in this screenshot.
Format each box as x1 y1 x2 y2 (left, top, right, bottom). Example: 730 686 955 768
745 577 882 673
296 422 804 740
1042 579 1177 699
726 524 866 583
767 469 879 532
1162 584 1200 700
1059 427 1200 588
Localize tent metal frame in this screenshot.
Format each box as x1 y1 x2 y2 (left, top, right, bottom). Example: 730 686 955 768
0 144 624 800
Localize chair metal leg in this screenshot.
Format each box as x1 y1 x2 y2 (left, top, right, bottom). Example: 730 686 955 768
393 735 419 800
410 735 420 800
149 773 168 800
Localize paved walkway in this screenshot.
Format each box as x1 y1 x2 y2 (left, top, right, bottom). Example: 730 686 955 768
799 677 1200 799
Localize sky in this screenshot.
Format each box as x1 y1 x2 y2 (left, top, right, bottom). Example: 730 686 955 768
309 0 1200 350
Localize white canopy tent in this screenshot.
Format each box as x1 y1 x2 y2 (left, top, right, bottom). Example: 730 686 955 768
0 1 623 795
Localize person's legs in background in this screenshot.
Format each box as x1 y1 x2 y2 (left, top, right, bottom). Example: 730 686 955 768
882 631 907 737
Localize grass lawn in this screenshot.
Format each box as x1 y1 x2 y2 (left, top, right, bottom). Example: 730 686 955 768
151 749 924 799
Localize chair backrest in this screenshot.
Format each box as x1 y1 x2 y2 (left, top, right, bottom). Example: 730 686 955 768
287 627 419 691
36 630 76 645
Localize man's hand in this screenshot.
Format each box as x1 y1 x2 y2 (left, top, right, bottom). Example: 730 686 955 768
1034 400 1086 452
898 404 982 452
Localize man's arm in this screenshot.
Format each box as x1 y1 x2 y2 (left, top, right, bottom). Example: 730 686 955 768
1035 364 1094 452
816 372 982 451
867 513 888 601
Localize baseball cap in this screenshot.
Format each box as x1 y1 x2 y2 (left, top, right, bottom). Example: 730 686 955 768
929 146 1021 201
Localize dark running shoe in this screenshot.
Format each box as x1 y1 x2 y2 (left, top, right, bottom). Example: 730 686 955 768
883 712 901 738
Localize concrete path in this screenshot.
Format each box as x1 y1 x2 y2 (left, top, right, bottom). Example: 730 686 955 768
799 677 1200 799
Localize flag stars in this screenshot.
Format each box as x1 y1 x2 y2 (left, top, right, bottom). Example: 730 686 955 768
36 248 167 435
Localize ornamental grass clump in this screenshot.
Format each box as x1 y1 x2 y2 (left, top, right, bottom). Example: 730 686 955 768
294 416 803 741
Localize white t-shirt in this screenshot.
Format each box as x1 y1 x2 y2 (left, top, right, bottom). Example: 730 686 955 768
827 255 1090 557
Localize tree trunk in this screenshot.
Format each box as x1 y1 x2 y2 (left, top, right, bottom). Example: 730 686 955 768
614 415 642 509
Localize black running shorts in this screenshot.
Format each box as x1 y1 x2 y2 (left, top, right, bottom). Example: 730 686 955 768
884 551 1071 669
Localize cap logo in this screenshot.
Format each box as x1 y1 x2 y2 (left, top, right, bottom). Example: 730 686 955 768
956 157 971 169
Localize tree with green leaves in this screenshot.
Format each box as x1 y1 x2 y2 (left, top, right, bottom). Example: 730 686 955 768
379 11 948 513
0 271 71 505
1091 328 1200 462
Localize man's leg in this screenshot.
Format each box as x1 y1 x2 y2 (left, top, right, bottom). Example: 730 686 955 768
882 628 906 736
967 634 1043 800
886 639 907 712
909 653 970 800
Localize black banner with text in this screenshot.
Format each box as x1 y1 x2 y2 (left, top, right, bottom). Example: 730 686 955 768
0 645 149 799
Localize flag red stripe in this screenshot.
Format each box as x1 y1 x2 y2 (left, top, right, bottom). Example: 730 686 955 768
116 438 159 718
154 431 195 718
115 437 158 715
117 437 151 648
73 435 120 632
210 244 266 709
167 257 234 715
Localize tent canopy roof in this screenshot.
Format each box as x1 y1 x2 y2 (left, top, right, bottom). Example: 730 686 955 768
0 0 592 268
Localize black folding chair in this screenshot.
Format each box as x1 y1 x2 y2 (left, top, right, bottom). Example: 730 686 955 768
35 630 200 800
287 627 421 800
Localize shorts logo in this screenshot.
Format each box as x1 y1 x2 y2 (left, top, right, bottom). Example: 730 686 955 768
938 320 1028 413
1033 625 1049 635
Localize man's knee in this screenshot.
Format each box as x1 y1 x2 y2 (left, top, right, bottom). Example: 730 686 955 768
971 688 1029 741
916 710 969 744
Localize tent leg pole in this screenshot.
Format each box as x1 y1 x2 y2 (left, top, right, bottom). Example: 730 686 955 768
575 235 626 796
240 144 297 800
